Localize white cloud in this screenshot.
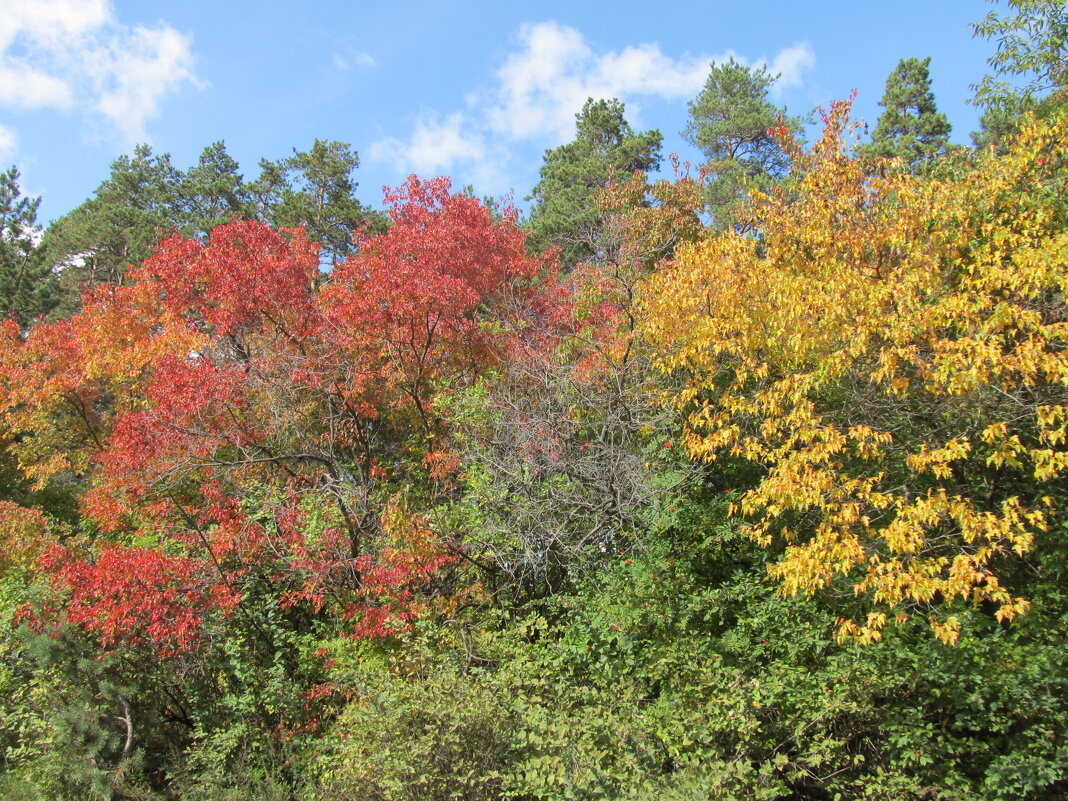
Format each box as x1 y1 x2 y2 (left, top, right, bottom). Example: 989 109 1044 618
766 43 817 96
370 21 815 186
86 25 197 144
0 0 110 49
0 58 73 109
332 50 377 71
0 0 199 148
487 22 713 141
370 112 485 175
0 125 15 162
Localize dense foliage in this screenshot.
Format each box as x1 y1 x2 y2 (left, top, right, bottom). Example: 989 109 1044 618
1 7 1067 799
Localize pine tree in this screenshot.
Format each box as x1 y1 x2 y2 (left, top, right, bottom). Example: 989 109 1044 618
249 139 384 267
0 167 55 326
527 98 661 269
682 58 799 230
861 57 952 165
180 141 251 240
40 145 183 315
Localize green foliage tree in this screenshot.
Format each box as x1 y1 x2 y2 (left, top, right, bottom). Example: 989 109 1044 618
860 56 953 165
681 58 799 230
526 98 662 268
972 0 1068 109
971 1 1067 151
971 94 1041 151
250 139 384 267
0 168 54 327
180 141 251 240
40 145 183 315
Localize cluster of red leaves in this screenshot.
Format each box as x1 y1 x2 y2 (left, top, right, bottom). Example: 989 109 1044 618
2 178 553 652
343 514 457 645
322 176 551 426
135 219 320 340
38 544 239 656
86 356 257 527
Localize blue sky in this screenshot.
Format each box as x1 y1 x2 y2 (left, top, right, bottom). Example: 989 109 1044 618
2 0 998 225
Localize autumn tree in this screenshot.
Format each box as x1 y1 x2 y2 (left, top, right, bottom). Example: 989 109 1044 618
0 175 551 657
526 98 662 269
0 173 569 797
643 100 1068 644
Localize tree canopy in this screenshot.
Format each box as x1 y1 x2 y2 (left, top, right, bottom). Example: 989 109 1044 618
0 168 54 326
682 58 799 229
527 97 662 269
860 56 953 165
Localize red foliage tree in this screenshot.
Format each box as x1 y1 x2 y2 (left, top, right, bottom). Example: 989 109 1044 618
0 177 556 653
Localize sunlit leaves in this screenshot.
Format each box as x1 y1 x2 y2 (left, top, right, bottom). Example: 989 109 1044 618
0 179 550 651
643 103 1068 643
324 176 544 434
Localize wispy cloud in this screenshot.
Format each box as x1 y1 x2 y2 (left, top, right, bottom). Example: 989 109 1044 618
370 112 485 176
485 22 712 142
332 50 377 71
766 43 817 96
0 125 16 162
370 21 815 188
0 0 199 150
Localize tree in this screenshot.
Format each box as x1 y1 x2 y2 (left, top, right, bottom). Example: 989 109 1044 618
682 58 799 230
0 167 55 326
527 98 662 269
643 100 1068 645
0 179 558 790
971 0 1068 109
860 57 952 165
970 1 1067 152
40 145 183 315
250 139 384 267
324 176 546 437
179 140 251 239
0 177 550 655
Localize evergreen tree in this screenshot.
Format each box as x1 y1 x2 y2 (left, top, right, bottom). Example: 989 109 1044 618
0 167 55 326
250 139 383 267
180 140 251 240
527 98 662 269
860 57 952 165
682 58 799 230
40 145 183 315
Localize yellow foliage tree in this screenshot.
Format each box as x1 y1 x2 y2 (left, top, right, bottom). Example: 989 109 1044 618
642 100 1068 644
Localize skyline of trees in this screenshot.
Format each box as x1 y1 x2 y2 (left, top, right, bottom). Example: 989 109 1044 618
1 7 1067 797
0 44 1001 325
